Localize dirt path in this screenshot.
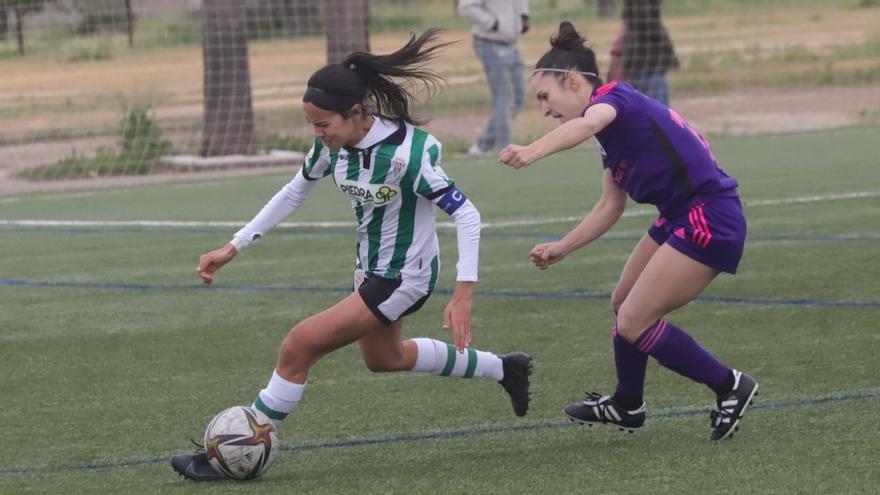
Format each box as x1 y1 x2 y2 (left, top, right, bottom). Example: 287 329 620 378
1 85 878 196
671 86 880 136
424 84 880 153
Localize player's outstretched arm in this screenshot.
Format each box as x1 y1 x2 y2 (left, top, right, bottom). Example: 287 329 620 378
434 186 480 351
201 166 322 285
197 243 237 285
530 169 627 269
499 103 617 169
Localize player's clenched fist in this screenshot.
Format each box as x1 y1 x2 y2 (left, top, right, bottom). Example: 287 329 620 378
197 243 237 284
529 241 568 270
499 144 538 169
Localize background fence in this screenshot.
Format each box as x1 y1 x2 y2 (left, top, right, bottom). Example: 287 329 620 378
0 0 878 187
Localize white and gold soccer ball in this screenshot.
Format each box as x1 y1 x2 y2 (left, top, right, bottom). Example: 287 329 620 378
204 406 279 480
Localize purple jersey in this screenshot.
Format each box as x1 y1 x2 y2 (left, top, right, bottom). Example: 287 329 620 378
587 82 738 216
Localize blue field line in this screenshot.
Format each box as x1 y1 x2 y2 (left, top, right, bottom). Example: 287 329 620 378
1 277 878 308
1 389 878 476
2 225 880 243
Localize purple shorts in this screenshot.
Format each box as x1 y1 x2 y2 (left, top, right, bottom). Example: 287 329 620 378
648 197 747 274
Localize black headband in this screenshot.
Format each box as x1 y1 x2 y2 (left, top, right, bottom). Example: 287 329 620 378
303 86 363 113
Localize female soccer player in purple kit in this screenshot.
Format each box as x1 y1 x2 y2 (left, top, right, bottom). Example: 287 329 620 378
499 22 758 440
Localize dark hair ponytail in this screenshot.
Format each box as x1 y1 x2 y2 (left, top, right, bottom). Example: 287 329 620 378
551 21 589 51
304 29 453 125
534 22 603 86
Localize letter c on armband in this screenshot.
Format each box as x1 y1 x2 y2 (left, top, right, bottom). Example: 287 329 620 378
437 187 467 215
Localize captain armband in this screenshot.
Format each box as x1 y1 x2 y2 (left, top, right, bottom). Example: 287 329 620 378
436 187 468 215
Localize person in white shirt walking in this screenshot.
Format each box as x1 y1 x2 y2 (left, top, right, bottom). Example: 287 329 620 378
458 0 530 155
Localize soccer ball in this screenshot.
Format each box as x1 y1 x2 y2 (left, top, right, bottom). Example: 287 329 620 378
203 406 279 480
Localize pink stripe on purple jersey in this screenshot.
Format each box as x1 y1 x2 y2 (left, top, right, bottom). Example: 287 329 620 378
689 209 703 246
647 197 746 274
688 204 712 248
696 204 712 247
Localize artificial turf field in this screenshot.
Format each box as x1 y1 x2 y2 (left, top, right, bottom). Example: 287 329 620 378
1 126 878 494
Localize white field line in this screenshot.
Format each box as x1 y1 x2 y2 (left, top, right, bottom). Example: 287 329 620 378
1 191 877 230
741 191 879 206
0 191 99 204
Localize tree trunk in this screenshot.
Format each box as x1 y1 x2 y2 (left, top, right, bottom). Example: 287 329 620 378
321 0 369 64
14 7 23 55
201 0 255 156
597 0 614 17
124 0 133 46
0 9 8 42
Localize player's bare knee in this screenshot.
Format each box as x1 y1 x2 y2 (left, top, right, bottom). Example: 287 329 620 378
610 290 625 314
615 309 653 343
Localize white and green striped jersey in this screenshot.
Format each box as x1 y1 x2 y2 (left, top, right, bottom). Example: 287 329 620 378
302 118 454 279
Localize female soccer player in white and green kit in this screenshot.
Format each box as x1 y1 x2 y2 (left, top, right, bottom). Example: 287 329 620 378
171 30 532 481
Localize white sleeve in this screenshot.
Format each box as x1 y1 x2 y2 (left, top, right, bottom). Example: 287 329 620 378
447 198 481 282
415 133 479 281
231 170 318 251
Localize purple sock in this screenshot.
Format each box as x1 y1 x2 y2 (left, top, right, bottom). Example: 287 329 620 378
634 320 730 390
612 325 648 407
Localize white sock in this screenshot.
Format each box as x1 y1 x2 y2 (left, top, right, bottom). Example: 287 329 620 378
252 370 305 428
410 338 503 381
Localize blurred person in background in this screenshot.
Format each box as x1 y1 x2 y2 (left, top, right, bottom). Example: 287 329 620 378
458 0 530 156
609 0 678 105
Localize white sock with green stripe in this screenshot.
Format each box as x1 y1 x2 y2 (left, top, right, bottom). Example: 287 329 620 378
410 338 504 381
252 370 305 428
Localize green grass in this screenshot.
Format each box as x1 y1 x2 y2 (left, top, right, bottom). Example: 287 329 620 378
1 127 879 494
15 107 174 181
673 34 880 93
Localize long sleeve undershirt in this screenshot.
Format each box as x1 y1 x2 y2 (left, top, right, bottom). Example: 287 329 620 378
443 198 480 282
230 171 316 251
